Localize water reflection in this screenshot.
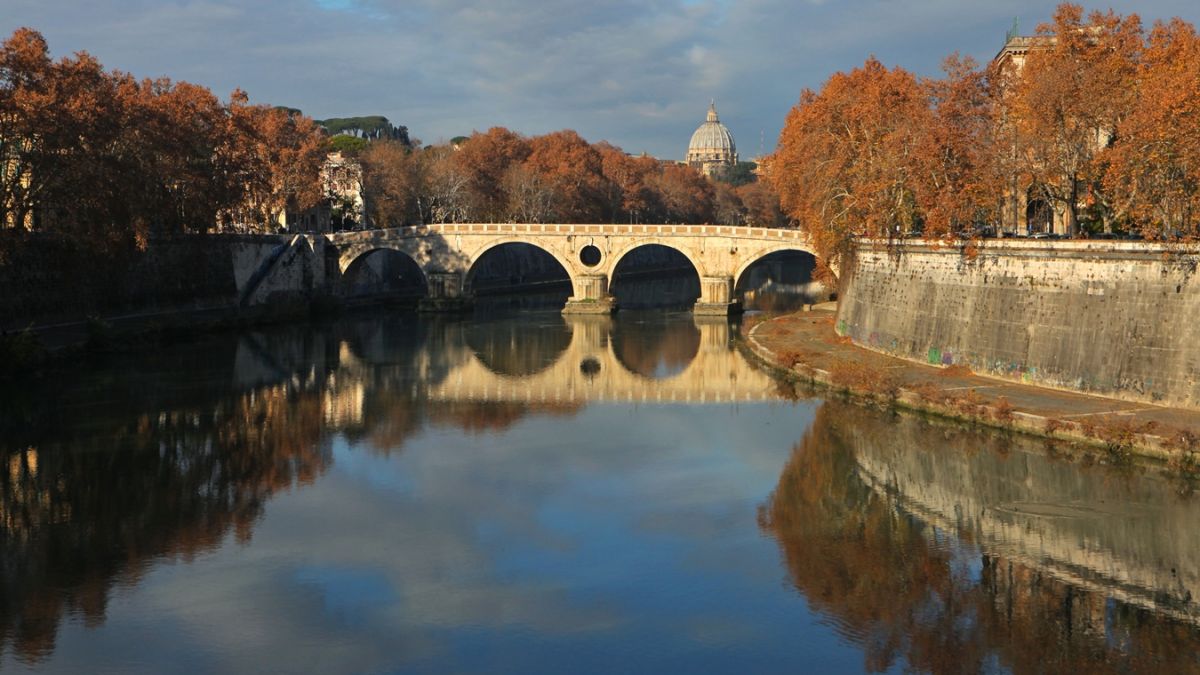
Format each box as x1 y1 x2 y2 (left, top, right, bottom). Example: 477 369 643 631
761 401 1200 673
1 383 331 662
4 313 1200 672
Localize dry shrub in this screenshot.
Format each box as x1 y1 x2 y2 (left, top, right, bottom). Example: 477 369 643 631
909 381 948 406
775 349 812 369
1044 418 1069 436
939 364 973 378
955 388 987 418
827 359 899 401
1080 416 1159 460
991 396 1014 423
1164 429 1200 479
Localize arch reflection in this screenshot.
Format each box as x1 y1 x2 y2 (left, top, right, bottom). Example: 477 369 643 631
465 313 572 378
609 313 700 380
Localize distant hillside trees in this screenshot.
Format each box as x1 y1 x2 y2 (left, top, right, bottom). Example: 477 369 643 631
317 116 410 145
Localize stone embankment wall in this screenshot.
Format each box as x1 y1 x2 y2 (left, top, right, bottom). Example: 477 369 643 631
0 232 331 329
837 239 1200 409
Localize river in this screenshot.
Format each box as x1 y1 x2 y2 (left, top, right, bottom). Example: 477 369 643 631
2 309 1199 674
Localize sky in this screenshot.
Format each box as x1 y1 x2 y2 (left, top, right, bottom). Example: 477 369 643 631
4 1 1199 160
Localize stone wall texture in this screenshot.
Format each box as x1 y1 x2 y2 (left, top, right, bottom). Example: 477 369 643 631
836 239 1200 409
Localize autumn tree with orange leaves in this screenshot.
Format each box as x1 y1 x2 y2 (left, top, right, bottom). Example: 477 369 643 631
770 3 1200 271
770 58 929 278
1103 18 1200 238
1007 4 1144 236
0 27 325 239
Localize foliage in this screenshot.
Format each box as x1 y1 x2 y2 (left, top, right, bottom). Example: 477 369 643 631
0 28 326 238
327 134 369 155
358 127 782 226
768 3 1200 260
717 161 758 187
317 115 410 145
769 58 929 279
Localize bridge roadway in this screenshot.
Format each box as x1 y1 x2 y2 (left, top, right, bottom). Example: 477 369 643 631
327 223 815 315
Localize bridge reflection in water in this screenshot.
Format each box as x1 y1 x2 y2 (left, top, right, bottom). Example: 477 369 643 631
762 402 1200 673
338 313 784 405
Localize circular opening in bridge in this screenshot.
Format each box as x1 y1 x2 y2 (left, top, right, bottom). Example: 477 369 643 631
579 245 602 267
580 357 601 379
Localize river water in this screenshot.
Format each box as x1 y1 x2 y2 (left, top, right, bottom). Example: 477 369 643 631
3 309 1200 674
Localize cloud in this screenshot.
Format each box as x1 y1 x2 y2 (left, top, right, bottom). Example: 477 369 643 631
3 0 1199 158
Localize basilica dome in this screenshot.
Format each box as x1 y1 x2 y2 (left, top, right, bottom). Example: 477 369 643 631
686 102 737 177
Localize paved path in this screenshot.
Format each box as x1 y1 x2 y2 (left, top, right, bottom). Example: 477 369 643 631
746 307 1200 458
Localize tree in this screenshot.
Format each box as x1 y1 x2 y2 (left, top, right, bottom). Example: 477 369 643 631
451 127 530 222
912 55 1002 238
651 164 714 224
522 129 608 222
1008 4 1144 235
1103 18 1200 238
222 92 326 229
770 57 928 279
737 181 788 228
717 161 759 187
597 144 659 223
361 140 418 227
327 134 368 155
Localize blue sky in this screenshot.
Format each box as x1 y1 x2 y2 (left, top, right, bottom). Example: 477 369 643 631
4 1 1198 159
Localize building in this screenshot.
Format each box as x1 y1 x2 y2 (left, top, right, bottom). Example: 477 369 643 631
686 102 737 178
993 28 1112 236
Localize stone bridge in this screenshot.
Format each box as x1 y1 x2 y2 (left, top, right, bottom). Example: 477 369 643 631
326 223 814 315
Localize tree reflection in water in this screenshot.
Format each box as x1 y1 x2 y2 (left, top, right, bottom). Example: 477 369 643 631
760 401 1200 674
0 315 583 665
0 384 331 663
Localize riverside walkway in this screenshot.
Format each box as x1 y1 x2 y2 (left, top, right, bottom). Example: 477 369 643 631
746 306 1200 459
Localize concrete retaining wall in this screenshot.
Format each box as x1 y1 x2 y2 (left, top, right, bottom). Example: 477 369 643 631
836 239 1200 409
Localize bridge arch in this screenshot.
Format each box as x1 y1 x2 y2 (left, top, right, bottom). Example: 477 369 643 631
464 237 578 296
605 238 707 280
341 247 430 298
732 244 820 292
606 241 705 310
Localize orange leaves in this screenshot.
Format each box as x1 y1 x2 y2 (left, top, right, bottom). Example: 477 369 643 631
769 57 930 273
1 27 326 236
1102 18 1200 238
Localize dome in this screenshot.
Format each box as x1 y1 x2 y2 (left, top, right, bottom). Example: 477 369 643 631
686 102 737 176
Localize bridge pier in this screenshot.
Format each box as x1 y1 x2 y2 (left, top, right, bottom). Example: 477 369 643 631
418 271 474 313
562 274 615 315
693 276 743 316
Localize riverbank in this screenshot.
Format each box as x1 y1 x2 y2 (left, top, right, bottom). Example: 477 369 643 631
742 306 1200 467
